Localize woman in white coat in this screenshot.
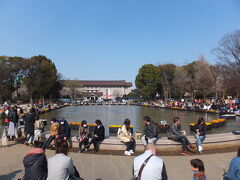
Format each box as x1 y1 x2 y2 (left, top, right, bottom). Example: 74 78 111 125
118 119 136 156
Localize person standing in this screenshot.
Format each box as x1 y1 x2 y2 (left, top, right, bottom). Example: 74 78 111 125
24 108 36 145
78 120 90 153
190 159 207 180
7 106 19 141
194 118 207 153
118 119 135 156
42 118 59 149
133 144 168 180
141 116 158 147
0 106 7 147
86 119 105 152
169 117 195 155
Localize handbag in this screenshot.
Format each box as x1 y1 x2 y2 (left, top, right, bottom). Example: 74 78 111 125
4 118 9 123
135 154 153 180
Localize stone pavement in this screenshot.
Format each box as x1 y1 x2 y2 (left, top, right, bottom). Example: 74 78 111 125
0 143 236 180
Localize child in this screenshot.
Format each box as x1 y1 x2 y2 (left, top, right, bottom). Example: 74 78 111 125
2 126 8 147
190 159 207 180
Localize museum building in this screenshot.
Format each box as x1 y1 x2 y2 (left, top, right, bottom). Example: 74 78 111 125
61 80 132 100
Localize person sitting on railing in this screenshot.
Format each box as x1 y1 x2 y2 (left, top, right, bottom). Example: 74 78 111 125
77 120 90 153
86 119 105 153
169 117 195 155
56 119 72 149
42 118 59 150
118 119 135 156
194 118 207 154
141 116 158 147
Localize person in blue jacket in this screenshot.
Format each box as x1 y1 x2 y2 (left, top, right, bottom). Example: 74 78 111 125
225 146 240 180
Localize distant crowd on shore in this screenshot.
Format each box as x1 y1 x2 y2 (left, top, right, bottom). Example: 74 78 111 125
136 97 240 114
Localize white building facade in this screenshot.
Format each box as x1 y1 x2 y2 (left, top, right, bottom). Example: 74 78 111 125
61 80 132 100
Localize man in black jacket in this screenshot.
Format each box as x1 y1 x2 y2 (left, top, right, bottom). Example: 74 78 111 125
141 116 158 147
86 119 105 152
56 119 72 148
23 141 47 180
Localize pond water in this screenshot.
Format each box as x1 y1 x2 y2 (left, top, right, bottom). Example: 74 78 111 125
40 105 240 137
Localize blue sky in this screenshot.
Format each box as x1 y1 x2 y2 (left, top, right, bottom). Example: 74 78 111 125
0 0 239 87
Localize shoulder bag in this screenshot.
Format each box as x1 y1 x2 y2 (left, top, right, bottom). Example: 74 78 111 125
135 154 153 180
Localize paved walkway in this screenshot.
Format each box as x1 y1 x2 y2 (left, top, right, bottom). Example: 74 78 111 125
0 143 236 180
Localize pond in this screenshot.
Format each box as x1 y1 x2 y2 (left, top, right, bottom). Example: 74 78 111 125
40 105 240 137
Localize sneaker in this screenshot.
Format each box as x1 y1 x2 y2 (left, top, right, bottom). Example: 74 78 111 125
124 151 131 156
129 150 134 154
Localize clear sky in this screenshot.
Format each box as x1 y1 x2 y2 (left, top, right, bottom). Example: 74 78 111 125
0 0 239 87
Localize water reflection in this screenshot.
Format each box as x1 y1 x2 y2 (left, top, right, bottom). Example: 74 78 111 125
40 105 239 137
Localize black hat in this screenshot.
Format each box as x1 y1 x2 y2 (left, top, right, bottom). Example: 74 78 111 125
81 120 87 125
143 116 151 122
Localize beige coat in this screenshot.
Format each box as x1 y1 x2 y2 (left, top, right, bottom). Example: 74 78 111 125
118 125 131 143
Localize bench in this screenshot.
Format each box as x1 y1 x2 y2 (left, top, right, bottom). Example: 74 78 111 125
39 132 240 151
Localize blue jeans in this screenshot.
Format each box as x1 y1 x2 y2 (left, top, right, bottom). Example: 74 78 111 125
195 135 206 146
26 133 34 144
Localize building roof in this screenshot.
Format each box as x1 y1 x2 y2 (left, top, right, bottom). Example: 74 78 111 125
61 80 132 87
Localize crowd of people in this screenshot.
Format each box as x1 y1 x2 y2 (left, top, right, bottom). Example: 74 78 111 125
1 103 240 180
20 137 240 180
153 98 240 113
117 115 206 156
0 105 25 147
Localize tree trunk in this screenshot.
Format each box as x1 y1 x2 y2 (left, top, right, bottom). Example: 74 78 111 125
0 95 3 104
30 95 33 105
215 88 218 99
42 97 45 105
223 90 225 99
237 91 240 98
215 81 218 99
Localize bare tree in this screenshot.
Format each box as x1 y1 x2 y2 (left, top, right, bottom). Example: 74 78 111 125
195 57 215 99
213 30 240 75
210 65 224 99
173 66 188 98
62 80 83 100
213 30 240 96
